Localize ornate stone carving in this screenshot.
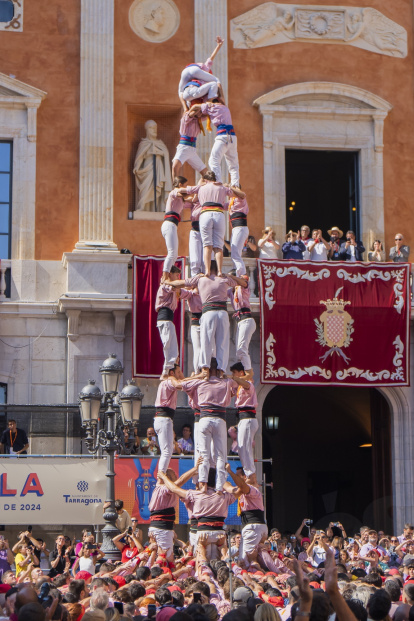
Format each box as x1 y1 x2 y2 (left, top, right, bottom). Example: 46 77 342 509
0 0 23 32
129 0 180 43
230 3 407 58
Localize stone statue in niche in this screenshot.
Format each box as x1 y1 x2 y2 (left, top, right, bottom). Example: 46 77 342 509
230 3 407 58
133 120 172 212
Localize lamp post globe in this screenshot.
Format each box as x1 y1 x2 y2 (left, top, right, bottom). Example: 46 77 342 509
119 379 143 424
99 353 124 394
78 379 102 424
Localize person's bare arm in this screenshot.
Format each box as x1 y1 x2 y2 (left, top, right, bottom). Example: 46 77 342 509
175 456 203 487
231 375 251 390
324 548 359 621
157 471 187 499
179 94 188 113
229 274 248 288
231 187 246 199
295 519 309 543
210 36 224 61
188 104 203 118
293 558 313 615
225 463 250 494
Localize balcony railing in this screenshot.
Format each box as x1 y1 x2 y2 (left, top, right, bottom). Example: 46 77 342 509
0 259 11 300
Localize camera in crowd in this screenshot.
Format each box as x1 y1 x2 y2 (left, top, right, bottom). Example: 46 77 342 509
305 519 313 526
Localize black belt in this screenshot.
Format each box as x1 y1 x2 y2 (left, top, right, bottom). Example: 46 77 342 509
194 409 200 423
192 221 200 232
233 307 252 322
155 407 175 419
150 507 176 530
202 202 223 208
200 406 226 420
157 307 174 322
202 301 227 314
164 211 180 226
190 517 198 533
197 516 225 531
230 212 248 228
237 407 257 420
191 312 202 326
241 509 266 527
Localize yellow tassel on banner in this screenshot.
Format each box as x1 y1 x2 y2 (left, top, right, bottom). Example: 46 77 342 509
206 117 212 132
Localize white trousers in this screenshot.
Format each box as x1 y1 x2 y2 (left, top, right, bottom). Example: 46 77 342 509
161 220 178 273
231 226 249 276
153 416 173 473
198 416 227 491
200 310 229 372
157 320 178 374
189 229 204 276
193 419 215 483
239 523 268 563
189 530 198 550
209 135 240 186
173 144 206 172
196 530 225 560
148 527 174 558
199 211 225 249
190 324 201 373
238 417 259 477
236 317 256 370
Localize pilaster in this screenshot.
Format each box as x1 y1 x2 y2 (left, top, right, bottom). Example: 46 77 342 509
77 0 117 250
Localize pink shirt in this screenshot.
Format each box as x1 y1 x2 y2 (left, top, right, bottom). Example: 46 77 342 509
187 290 202 313
181 377 237 408
165 188 186 215
239 484 264 513
155 378 178 409
179 112 204 139
185 273 239 305
155 284 192 312
229 196 249 216
201 103 233 127
148 484 175 512
232 381 258 409
229 285 251 311
186 182 232 208
191 200 202 222
188 394 199 410
185 488 235 518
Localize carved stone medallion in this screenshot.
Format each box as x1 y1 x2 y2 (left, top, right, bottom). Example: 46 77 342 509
129 0 180 43
230 3 407 58
0 0 23 32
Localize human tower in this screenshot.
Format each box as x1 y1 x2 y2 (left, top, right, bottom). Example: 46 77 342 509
147 36 265 567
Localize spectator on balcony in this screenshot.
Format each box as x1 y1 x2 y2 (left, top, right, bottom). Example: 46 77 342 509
307 229 331 261
389 234 410 263
177 424 194 454
0 419 29 456
339 230 365 261
299 225 312 259
242 235 258 259
173 431 182 455
258 227 280 259
282 231 306 260
140 426 161 456
327 226 344 261
368 240 386 262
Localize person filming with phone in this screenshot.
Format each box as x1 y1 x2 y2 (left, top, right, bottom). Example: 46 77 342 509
141 427 161 456
339 230 365 261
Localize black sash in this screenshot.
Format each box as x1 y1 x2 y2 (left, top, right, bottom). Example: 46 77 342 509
155 406 175 419
192 221 200 232
191 312 202 326
241 509 266 527
237 407 257 420
197 516 225 531
202 202 223 208
200 406 226 420
164 211 180 226
190 517 198 533
157 307 174 322
233 307 252 322
194 410 200 423
150 507 176 530
202 301 227 314
230 212 248 228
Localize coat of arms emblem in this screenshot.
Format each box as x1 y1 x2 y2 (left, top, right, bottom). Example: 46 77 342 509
315 287 354 363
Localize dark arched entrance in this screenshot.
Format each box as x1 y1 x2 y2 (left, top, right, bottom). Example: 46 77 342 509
262 386 393 534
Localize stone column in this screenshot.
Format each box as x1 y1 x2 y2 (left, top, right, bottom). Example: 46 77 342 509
194 0 228 175
76 0 117 250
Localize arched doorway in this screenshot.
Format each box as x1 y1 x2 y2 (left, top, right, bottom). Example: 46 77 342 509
262 386 393 534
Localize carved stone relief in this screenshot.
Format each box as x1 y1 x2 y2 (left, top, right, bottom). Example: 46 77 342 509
129 0 180 43
0 0 23 32
230 3 407 58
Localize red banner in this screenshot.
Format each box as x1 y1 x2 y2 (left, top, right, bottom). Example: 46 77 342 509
258 260 410 386
132 255 185 378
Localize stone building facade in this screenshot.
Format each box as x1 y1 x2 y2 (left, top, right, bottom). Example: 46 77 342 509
0 0 413 532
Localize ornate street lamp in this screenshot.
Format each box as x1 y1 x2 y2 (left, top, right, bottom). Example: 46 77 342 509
78 355 143 560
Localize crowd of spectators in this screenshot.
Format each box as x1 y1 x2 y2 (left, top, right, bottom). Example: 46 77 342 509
2 520 414 621
230 226 411 263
